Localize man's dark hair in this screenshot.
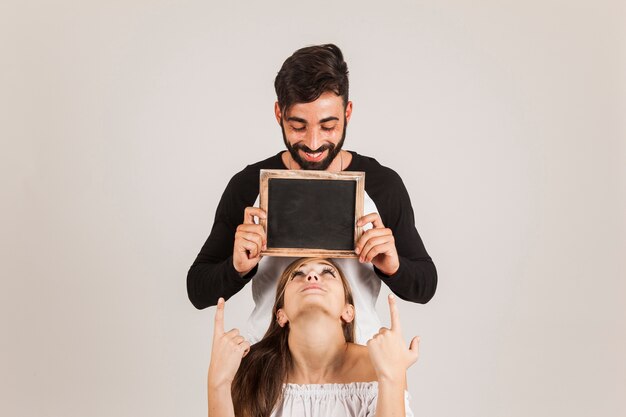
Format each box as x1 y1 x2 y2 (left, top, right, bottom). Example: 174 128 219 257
274 44 349 113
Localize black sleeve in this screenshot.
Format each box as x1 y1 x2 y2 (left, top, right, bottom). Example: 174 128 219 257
186 172 259 309
369 170 438 303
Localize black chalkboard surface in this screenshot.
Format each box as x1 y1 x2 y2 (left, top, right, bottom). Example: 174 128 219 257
259 170 365 258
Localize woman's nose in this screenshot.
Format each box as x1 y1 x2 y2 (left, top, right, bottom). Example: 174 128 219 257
306 272 319 281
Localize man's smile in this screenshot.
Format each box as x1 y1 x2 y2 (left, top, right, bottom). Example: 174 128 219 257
301 149 328 162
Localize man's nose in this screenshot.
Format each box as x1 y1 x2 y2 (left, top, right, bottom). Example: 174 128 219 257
306 272 319 281
305 129 321 151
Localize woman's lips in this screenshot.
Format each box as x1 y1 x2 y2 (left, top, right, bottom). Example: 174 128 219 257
301 284 325 292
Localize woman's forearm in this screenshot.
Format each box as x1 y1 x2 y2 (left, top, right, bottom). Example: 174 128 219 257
207 382 235 417
375 379 406 417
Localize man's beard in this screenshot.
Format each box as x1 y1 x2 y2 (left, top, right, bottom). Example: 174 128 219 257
281 118 347 170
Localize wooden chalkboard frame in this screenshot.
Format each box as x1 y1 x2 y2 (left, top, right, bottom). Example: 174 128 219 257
259 169 365 258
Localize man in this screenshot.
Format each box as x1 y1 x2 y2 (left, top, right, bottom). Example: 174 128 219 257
187 44 437 344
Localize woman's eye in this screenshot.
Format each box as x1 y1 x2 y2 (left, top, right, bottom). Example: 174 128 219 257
290 271 305 280
322 268 336 277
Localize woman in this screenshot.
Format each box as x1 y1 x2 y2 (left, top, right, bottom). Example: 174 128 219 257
208 258 420 417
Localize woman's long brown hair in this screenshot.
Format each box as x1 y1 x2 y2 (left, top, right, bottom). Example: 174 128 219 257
231 258 355 417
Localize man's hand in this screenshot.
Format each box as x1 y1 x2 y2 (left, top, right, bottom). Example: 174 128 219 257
366 294 420 383
355 213 400 276
233 207 267 276
208 298 251 389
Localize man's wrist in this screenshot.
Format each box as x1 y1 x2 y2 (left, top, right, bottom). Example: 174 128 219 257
375 260 401 277
378 263 400 276
228 257 257 281
236 267 252 277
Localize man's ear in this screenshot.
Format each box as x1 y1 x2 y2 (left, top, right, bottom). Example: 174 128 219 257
274 102 282 124
344 101 353 123
276 309 289 327
341 304 355 324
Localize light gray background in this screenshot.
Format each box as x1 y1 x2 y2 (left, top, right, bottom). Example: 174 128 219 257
2 1 625 416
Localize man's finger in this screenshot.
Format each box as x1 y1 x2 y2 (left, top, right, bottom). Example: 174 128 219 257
359 235 393 262
356 228 391 249
214 297 225 336
355 227 392 255
243 207 267 225
388 294 401 332
357 212 385 228
363 244 386 263
359 227 392 240
238 238 261 258
236 231 265 251
236 223 266 234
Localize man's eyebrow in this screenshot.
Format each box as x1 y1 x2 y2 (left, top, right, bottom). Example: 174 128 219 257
286 116 339 124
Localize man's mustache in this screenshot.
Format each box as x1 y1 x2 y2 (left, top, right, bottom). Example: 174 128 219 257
292 143 335 153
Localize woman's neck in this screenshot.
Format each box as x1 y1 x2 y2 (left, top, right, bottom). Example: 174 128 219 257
286 315 349 384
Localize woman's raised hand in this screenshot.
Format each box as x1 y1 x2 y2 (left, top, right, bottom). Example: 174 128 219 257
366 294 420 384
208 298 251 389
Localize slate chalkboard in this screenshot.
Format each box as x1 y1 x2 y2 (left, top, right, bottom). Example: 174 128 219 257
259 170 365 258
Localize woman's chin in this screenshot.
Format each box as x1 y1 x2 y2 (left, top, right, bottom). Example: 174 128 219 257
292 298 340 318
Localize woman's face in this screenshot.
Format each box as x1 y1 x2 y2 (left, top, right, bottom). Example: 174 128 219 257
278 260 353 326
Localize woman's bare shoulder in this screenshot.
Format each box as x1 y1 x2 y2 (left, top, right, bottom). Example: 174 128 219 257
344 343 377 382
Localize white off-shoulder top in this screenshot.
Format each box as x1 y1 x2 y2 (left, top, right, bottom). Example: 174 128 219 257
270 382 414 417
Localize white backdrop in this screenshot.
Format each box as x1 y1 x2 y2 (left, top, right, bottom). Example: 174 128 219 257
1 1 625 416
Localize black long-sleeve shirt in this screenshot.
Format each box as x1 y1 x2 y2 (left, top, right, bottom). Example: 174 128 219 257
187 151 437 310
